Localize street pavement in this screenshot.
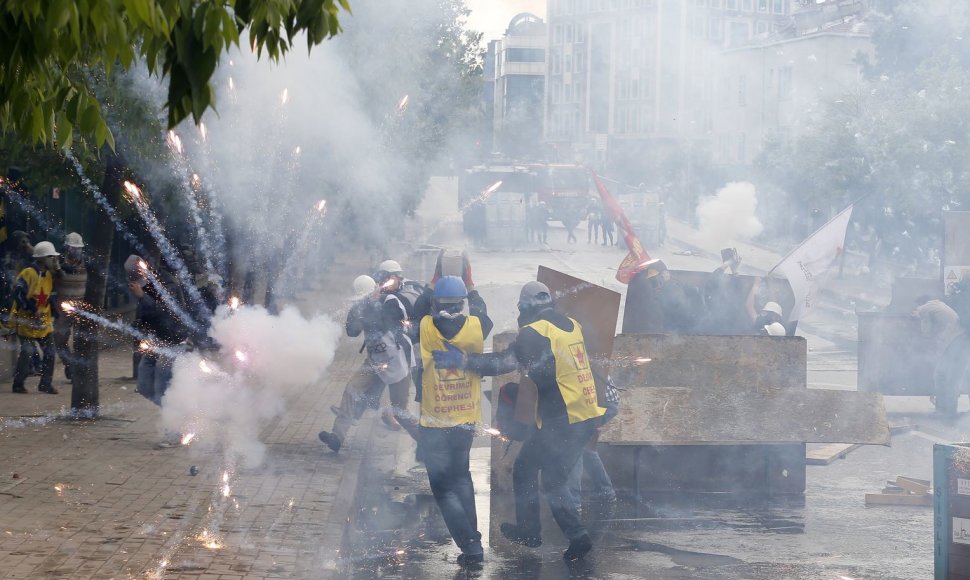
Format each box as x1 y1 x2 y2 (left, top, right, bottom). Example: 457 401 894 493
0 252 376 580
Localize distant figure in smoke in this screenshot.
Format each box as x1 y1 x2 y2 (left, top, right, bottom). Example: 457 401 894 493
563 212 580 244
127 255 189 446
9 241 60 395
585 197 601 244
528 202 549 244
416 276 493 566
600 209 615 246
913 295 969 418
433 281 605 562
53 233 87 381
318 274 415 453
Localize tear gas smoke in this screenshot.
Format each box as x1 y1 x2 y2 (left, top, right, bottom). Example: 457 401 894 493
696 182 764 249
161 305 341 468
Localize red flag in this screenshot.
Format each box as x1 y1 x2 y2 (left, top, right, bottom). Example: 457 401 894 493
591 171 652 284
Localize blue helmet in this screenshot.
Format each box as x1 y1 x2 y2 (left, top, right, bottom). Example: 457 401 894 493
434 276 467 304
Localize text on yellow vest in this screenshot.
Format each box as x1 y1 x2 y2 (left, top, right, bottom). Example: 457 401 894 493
419 316 484 428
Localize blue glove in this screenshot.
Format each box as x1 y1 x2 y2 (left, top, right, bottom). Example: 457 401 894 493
432 343 466 369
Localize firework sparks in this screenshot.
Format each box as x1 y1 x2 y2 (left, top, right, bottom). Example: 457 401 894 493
397 94 410 112
229 296 241 311
294 146 301 156
315 199 327 214
199 360 213 374
228 77 235 91
53 483 65 494
167 130 183 155
281 88 289 106
482 180 503 198
123 180 143 202
199 123 207 142
180 433 196 446
138 341 151 352
634 357 652 365
234 350 248 363
60 301 75 313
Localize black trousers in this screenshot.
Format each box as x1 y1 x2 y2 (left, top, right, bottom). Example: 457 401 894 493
512 417 595 541
420 425 482 554
13 334 54 391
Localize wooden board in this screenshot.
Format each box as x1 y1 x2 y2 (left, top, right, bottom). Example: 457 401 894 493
865 492 933 507
612 334 807 392
895 476 931 494
806 443 862 465
600 386 890 445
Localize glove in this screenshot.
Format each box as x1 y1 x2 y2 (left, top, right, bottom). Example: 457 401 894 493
432 343 466 369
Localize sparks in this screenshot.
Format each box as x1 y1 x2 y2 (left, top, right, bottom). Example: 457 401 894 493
222 471 229 483
53 484 65 494
60 301 75 313
483 427 501 436
222 484 231 498
281 88 289 106
228 77 235 91
180 433 196 446
234 350 248 363
138 341 151 352
397 94 410 112
229 296 241 310
138 259 148 271
199 360 213 374
167 130 183 154
395 549 406 555
123 180 142 202
199 123 207 142
634 357 652 365
315 199 327 213
483 180 503 198
294 146 301 156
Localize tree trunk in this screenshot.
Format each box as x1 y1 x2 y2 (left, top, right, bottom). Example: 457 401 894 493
71 153 123 415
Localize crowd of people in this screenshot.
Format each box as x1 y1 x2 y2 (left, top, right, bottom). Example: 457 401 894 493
320 251 619 566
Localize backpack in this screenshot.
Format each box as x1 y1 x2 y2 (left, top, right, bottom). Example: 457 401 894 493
395 280 426 320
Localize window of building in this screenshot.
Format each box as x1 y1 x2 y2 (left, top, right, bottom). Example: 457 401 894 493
553 82 562 104
618 78 629 100
696 0 706 7
729 21 749 46
726 0 738 10
505 48 545 63
551 0 562 16
576 23 586 43
757 0 768 11
778 65 792 98
711 0 722 7
553 24 562 44
743 0 753 11
709 18 723 41
565 83 572 102
691 15 706 36
737 133 746 162
631 78 640 99
738 74 747 107
565 54 572 73
566 0 575 14
772 0 784 13
575 51 585 72
553 52 562 74
756 20 768 35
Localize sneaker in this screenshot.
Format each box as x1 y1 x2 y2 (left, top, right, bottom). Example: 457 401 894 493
12 386 27 394
563 534 592 561
38 386 59 395
500 523 541 547
318 431 342 453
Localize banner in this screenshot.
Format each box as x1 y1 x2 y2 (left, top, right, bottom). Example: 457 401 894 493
769 205 853 321
591 171 651 284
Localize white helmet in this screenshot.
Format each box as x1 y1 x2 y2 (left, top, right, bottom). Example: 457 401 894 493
761 302 784 317
32 241 60 258
64 232 84 248
764 322 787 336
378 259 403 274
353 275 376 297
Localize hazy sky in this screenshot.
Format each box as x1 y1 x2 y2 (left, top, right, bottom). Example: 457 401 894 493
466 0 546 41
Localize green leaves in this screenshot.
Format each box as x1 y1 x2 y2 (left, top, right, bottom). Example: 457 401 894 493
0 0 351 150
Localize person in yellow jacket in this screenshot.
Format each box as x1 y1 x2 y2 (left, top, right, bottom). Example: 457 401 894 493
10 241 60 394
418 276 493 567
433 281 605 561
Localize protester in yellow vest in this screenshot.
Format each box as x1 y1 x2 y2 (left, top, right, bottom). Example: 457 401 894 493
433 281 605 562
10 241 60 394
417 275 492 567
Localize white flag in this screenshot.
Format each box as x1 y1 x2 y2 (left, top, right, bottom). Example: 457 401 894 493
770 205 853 321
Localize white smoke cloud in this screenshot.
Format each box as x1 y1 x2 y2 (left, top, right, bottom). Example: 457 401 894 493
160 305 341 468
695 182 764 249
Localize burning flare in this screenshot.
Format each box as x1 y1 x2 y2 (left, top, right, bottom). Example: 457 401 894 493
315 199 327 214
234 350 248 363
123 181 143 202
199 123 207 142
229 296 241 311
180 433 196 446
138 341 151 352
199 360 213 374
167 130 183 155
60 301 75 313
397 94 410 112
280 88 289 106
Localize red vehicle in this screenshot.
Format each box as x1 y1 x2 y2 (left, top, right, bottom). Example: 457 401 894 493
458 162 590 226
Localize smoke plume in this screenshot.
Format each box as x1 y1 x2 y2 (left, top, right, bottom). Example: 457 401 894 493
695 182 764 249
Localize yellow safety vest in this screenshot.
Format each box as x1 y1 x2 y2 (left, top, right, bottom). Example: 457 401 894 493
11 266 54 338
419 316 484 428
524 318 605 426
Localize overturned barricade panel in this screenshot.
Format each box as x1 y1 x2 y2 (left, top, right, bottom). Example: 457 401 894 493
600 334 889 496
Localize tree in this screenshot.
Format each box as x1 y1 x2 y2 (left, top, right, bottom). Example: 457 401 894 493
0 0 350 148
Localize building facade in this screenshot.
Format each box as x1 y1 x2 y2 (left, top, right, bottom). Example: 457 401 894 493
487 13 547 159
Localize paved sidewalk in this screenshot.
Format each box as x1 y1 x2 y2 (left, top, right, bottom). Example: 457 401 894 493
0 253 380 580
